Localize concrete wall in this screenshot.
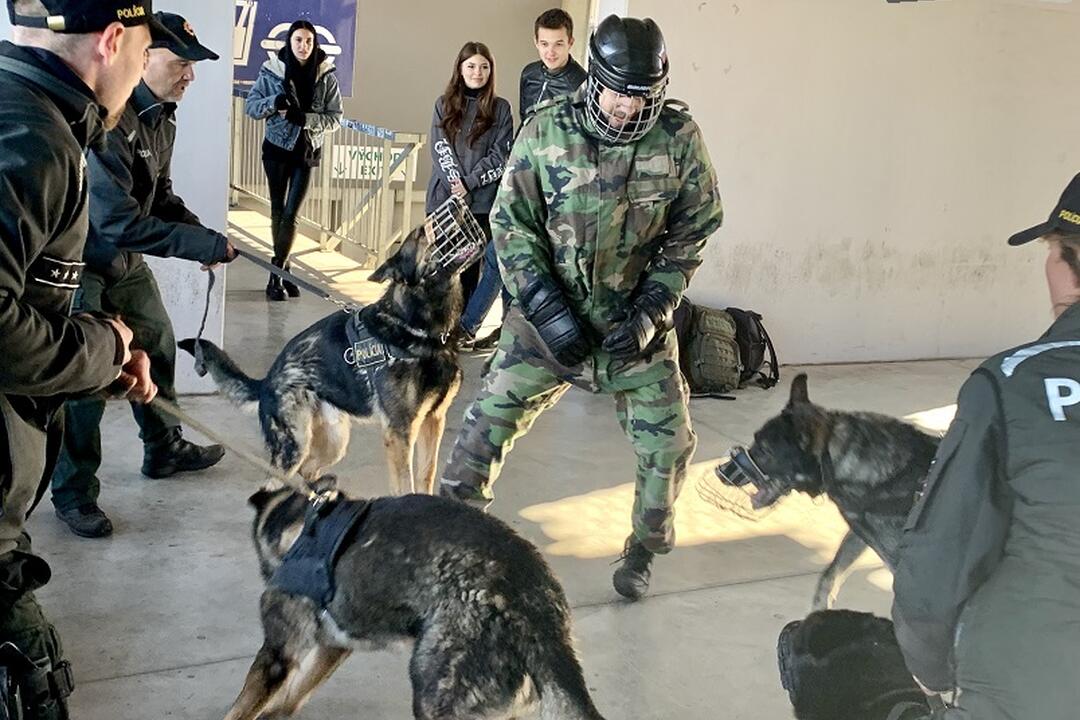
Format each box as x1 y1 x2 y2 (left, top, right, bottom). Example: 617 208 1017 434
346 1 553 164
1 1 234 392
628 0 1080 364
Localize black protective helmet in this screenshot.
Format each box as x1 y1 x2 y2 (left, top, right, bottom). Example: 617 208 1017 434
585 15 669 144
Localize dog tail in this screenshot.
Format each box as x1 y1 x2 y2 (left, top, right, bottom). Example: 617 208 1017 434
535 643 607 720
177 338 261 407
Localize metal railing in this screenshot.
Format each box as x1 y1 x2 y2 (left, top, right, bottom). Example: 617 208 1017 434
230 94 425 266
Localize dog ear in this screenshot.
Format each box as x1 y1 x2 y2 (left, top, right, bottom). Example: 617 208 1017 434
788 373 811 407
788 402 831 457
369 226 423 284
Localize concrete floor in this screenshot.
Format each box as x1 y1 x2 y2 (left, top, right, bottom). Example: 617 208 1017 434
27 244 979 719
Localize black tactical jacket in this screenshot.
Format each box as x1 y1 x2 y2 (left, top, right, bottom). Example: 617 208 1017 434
518 57 587 120
83 81 228 280
893 302 1080 700
0 42 121 403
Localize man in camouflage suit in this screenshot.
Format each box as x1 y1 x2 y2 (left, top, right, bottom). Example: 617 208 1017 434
440 14 723 600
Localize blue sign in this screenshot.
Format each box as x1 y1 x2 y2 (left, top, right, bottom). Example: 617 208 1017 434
233 0 357 97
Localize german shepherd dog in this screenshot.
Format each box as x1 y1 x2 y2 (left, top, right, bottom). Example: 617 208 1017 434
777 610 930 720
714 374 939 610
224 487 607 720
179 223 464 495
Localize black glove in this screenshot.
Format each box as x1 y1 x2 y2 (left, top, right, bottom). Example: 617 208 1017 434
519 278 591 367
285 107 306 126
273 94 290 111
602 281 678 360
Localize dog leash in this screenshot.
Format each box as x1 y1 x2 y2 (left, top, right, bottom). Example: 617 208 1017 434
234 248 360 313
150 395 335 507
190 248 363 375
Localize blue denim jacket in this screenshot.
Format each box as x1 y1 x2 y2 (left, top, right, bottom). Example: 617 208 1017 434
244 55 343 152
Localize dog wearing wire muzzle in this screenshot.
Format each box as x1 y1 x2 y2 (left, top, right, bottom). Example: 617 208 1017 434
179 197 485 495
711 374 939 610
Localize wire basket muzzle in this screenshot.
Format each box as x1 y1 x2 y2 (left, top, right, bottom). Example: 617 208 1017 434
425 195 487 277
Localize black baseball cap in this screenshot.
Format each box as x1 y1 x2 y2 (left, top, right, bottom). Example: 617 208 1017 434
1008 172 1080 246
150 12 219 61
7 0 176 42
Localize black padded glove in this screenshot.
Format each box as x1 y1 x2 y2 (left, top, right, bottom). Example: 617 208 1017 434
519 278 591 367
273 94 290 111
602 281 678 360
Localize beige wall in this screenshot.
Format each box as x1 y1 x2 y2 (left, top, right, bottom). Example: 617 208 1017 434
630 0 1080 364
346 0 553 181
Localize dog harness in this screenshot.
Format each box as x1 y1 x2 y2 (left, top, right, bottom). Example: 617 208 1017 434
269 497 372 607
343 311 404 391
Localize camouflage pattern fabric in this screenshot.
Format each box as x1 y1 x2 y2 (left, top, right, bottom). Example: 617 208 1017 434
442 308 697 554
492 88 723 388
442 88 720 553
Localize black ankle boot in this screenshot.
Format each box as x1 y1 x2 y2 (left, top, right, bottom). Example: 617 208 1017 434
266 273 286 301
612 534 654 600
281 264 300 298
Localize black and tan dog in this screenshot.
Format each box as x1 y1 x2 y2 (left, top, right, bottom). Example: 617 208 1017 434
224 486 607 720
179 224 464 495
714 374 940 609
778 610 932 720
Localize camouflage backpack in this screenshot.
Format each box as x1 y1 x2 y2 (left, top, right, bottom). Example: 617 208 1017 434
674 300 779 397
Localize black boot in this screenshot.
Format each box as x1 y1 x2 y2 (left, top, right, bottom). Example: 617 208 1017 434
612 534 654 600
266 255 287 301
142 429 226 479
265 272 286 301
281 261 300 298
55 503 113 538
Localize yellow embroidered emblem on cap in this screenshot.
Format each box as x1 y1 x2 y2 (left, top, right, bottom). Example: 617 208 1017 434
117 5 146 20
1059 209 1080 225
183 21 196 37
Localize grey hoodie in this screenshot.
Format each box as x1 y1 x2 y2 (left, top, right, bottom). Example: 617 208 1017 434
425 94 514 215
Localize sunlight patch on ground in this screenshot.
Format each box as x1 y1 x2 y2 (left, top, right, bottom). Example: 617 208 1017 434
866 567 895 593
228 208 384 305
519 458 881 562
903 404 957 434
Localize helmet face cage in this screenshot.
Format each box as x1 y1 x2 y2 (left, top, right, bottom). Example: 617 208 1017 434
584 72 667 145
425 195 486 277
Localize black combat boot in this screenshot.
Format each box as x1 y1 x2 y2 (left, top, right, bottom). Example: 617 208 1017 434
141 429 226 479
612 534 654 600
54 503 113 538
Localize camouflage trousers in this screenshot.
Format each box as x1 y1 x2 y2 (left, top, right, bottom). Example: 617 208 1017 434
0 538 69 719
440 322 696 554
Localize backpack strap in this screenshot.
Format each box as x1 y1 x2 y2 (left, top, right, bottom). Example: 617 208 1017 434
755 314 780 388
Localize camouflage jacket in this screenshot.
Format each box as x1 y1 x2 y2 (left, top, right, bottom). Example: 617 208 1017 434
492 88 723 389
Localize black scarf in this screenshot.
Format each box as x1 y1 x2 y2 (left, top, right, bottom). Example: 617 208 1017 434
279 46 324 111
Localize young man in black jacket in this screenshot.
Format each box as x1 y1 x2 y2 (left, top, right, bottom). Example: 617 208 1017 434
518 8 587 121
0 1 167 714
51 11 236 539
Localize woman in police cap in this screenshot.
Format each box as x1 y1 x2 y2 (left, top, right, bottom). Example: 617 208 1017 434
891 174 1080 719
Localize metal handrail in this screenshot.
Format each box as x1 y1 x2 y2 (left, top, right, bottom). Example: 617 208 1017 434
230 91 425 266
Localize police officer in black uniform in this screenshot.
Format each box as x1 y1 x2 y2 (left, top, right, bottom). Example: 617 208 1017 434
50 11 236 539
0 1 169 715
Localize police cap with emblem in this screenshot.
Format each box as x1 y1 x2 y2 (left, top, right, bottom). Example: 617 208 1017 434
7 0 175 41
1009 172 1080 246
150 11 219 61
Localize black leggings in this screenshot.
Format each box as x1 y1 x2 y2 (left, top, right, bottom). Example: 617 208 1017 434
262 156 313 265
